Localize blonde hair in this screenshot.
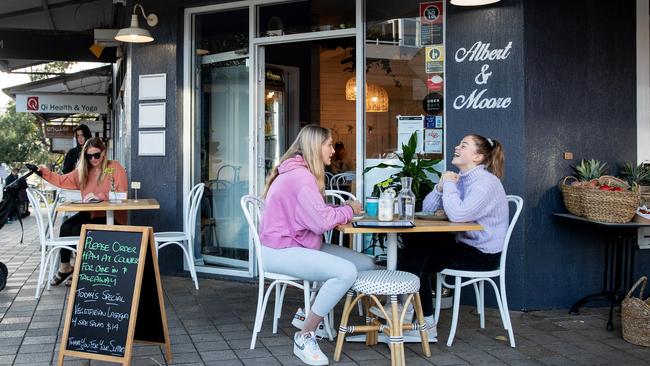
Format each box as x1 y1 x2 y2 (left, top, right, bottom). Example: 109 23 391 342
470 134 505 179
263 125 331 197
77 137 109 188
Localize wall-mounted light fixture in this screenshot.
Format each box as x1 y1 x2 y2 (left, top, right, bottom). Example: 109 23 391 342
450 0 500 6
115 3 158 43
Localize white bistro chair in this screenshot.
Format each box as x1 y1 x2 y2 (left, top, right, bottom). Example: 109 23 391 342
434 195 523 347
324 189 362 252
325 171 334 189
331 172 355 191
154 183 204 290
241 195 335 350
27 188 79 299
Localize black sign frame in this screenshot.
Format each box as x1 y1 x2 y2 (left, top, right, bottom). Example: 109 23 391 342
57 225 172 366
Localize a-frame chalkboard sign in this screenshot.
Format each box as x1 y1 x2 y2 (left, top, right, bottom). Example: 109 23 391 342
58 224 173 365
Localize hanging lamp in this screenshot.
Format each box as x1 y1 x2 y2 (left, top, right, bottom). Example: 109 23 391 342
366 84 389 113
345 77 389 112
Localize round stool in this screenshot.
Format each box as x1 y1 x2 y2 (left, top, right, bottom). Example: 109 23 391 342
333 270 431 366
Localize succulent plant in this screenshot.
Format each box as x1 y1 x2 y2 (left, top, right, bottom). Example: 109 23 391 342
572 159 608 181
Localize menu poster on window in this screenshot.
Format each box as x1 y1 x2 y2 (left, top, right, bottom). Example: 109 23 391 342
420 1 443 45
424 129 443 154
425 46 444 73
397 115 424 153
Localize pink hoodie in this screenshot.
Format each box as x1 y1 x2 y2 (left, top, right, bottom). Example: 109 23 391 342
259 155 353 250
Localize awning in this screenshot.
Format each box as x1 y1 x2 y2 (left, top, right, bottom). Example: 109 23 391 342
0 0 122 71
2 65 111 120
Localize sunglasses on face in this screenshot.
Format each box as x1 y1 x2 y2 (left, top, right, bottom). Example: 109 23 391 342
85 152 102 160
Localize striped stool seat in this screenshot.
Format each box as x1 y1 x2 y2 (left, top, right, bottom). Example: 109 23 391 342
352 270 420 295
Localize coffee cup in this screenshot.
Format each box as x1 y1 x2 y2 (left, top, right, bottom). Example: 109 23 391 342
366 197 379 217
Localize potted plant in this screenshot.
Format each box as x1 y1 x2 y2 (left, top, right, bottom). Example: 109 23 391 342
363 132 441 210
362 132 442 255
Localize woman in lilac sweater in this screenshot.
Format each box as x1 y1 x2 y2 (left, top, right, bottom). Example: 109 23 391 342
375 134 508 341
260 125 375 366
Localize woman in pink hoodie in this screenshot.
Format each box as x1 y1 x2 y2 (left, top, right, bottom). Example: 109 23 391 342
259 125 375 366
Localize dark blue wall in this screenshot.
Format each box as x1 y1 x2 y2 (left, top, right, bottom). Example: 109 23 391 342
446 0 526 309
126 0 184 274
124 0 646 307
522 0 645 309
447 0 644 310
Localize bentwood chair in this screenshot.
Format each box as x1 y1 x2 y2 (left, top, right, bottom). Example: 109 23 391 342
325 171 334 189
324 189 362 252
241 195 334 349
331 172 355 191
434 195 523 347
27 188 79 299
154 183 205 290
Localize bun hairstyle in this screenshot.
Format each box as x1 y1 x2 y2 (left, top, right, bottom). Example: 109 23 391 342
263 125 331 197
470 134 505 179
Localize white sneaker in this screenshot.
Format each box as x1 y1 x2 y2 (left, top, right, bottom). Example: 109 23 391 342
291 308 329 339
293 331 329 365
369 303 414 324
403 322 437 343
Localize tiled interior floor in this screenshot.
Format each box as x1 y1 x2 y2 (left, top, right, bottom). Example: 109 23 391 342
0 214 649 365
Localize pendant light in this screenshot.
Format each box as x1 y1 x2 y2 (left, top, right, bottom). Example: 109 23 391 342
345 76 389 112
366 84 389 113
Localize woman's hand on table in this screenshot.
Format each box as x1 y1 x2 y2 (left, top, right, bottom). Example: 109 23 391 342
83 192 103 202
345 200 363 215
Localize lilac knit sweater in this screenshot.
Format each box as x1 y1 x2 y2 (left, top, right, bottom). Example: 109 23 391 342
422 165 509 254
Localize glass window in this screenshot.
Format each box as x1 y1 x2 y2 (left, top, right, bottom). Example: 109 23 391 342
363 0 445 202
193 8 251 271
257 0 355 37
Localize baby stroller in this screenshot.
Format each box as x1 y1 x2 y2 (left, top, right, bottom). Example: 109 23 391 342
0 164 39 292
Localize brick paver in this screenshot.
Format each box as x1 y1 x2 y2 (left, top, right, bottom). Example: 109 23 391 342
0 213 648 365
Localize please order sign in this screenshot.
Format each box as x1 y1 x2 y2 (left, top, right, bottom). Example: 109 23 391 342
57 225 172 366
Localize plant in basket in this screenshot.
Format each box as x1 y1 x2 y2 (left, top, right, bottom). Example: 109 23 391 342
619 161 650 207
582 175 640 223
559 159 608 216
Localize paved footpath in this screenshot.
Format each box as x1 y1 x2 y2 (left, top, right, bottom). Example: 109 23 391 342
1 214 649 365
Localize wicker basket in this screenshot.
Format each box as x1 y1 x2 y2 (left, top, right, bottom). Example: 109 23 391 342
582 176 640 223
622 276 650 347
559 176 585 216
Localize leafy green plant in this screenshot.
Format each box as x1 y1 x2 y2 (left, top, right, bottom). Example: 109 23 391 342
361 132 441 258
572 159 608 181
364 132 441 207
619 161 650 186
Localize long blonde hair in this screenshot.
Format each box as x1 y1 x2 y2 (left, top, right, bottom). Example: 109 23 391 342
262 125 331 197
77 137 110 188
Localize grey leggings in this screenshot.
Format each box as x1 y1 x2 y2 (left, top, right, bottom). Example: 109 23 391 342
262 243 377 317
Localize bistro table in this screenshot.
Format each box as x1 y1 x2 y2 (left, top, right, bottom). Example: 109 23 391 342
337 219 483 270
336 218 483 344
554 213 650 331
56 198 160 225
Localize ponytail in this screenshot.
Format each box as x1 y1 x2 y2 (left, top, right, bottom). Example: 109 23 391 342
471 135 505 179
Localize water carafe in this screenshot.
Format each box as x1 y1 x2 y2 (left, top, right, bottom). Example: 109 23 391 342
398 177 416 220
